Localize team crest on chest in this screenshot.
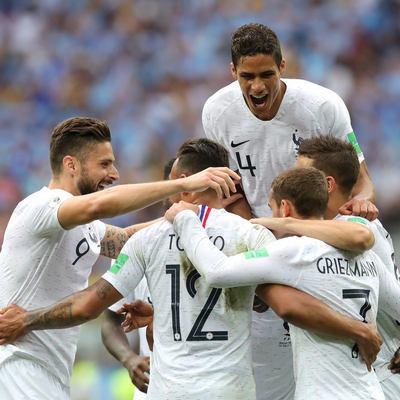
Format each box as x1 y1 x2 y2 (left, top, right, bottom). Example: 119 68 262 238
292 130 304 158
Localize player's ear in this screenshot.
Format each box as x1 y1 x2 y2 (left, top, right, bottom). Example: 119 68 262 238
279 58 286 76
231 62 237 79
326 176 336 194
63 156 79 176
280 199 291 218
181 191 197 203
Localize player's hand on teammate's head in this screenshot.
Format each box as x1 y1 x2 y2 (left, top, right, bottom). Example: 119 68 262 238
116 299 153 333
165 201 199 224
0 304 30 345
182 167 240 199
338 198 379 221
388 347 400 374
356 322 382 372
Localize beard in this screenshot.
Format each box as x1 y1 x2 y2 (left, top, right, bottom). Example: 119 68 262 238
76 169 98 195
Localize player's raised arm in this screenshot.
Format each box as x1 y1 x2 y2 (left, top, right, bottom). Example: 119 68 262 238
58 167 240 230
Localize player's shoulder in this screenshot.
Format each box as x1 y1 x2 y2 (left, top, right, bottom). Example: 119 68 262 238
125 219 172 249
203 81 242 117
15 187 71 216
283 78 344 105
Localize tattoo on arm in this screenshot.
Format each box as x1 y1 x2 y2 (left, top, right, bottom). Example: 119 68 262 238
101 225 129 258
125 226 138 237
24 280 115 330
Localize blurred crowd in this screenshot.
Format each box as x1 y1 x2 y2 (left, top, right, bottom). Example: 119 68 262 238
1 0 400 233
1 1 400 398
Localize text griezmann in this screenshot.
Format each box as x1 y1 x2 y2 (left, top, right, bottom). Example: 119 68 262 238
316 257 377 277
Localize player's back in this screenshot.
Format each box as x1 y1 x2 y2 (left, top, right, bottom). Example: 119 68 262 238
277 236 384 399
139 206 275 400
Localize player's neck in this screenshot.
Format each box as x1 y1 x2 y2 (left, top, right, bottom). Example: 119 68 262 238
325 194 350 220
48 177 79 196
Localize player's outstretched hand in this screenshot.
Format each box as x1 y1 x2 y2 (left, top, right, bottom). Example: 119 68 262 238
356 322 382 372
388 347 400 374
0 304 29 345
165 201 199 224
124 353 150 393
116 299 154 333
338 198 379 221
181 167 240 199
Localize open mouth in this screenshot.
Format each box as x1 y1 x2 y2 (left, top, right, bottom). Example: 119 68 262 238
250 94 268 108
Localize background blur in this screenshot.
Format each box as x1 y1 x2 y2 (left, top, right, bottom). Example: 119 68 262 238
0 0 399 399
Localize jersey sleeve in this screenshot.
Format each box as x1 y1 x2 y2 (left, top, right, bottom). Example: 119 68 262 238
102 234 146 298
242 222 276 251
107 257 136 312
173 210 300 288
324 93 365 163
21 190 70 237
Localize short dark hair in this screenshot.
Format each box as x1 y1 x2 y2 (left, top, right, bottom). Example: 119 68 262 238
298 135 360 198
271 166 328 219
163 157 177 180
231 23 282 68
176 138 229 176
49 117 111 177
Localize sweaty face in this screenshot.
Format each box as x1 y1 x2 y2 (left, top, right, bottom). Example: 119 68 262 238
76 142 119 195
232 54 285 121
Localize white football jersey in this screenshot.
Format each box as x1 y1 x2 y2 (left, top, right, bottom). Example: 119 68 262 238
102 206 276 400
203 78 363 219
0 187 105 386
173 211 400 400
335 215 400 393
203 78 364 399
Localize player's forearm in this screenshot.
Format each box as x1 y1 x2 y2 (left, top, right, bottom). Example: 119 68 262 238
65 181 188 226
282 219 374 251
101 310 136 365
352 162 377 204
25 292 95 331
256 284 364 339
26 279 119 331
124 217 165 237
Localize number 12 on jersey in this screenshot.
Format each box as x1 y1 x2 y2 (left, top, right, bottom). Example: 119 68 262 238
166 264 228 342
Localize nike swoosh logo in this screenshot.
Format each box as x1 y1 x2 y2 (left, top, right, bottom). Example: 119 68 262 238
231 140 250 148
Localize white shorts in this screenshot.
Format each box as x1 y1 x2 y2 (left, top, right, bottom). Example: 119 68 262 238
0 357 71 400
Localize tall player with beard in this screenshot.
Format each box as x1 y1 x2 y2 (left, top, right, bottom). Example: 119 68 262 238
202 22 378 399
0 117 239 400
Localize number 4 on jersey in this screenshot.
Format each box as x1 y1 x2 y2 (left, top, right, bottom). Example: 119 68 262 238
236 152 256 177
